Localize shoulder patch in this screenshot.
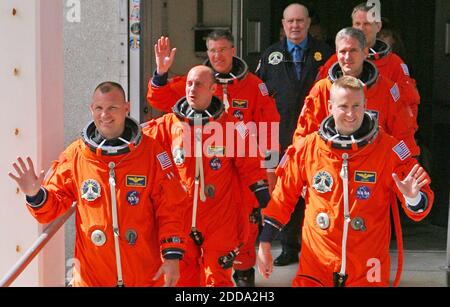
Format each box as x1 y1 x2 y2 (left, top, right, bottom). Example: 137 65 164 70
275 145 297 176
157 151 173 170
392 140 411 161
258 83 269 96
268 51 283 65
400 63 410 76
278 152 290 169
390 83 400 102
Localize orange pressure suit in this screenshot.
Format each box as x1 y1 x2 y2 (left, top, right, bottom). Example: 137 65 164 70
261 113 433 286
318 39 420 120
26 118 187 287
147 57 280 283
294 60 419 156
143 96 269 287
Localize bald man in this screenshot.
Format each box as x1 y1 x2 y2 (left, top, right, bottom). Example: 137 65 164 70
143 65 270 287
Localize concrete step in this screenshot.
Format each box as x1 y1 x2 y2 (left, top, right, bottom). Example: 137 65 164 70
254 247 449 287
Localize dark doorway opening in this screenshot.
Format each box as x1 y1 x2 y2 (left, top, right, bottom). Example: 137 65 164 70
271 0 447 251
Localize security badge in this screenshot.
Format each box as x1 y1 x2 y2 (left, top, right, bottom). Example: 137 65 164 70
312 171 333 194
268 51 283 65
127 190 140 206
314 52 323 62
81 179 101 202
172 147 186 166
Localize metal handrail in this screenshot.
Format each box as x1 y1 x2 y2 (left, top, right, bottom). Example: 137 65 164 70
0 204 76 287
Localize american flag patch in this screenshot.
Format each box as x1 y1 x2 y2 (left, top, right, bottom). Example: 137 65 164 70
390 83 400 102
157 152 173 170
392 141 411 161
236 121 249 139
400 63 410 76
279 152 289 169
259 83 269 96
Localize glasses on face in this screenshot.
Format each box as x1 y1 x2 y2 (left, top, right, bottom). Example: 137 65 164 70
207 47 232 55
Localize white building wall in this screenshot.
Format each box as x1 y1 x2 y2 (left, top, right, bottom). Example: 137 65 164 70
63 0 129 267
0 0 65 286
64 0 128 146
0 0 233 285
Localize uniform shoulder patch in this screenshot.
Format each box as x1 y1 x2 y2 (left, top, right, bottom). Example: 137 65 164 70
276 146 296 173
390 83 400 102
268 51 283 65
392 140 411 161
275 152 290 177
400 63 410 76
258 83 269 96
157 151 173 170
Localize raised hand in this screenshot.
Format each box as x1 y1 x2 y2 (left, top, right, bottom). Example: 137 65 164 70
8 157 45 197
154 36 177 75
392 164 428 198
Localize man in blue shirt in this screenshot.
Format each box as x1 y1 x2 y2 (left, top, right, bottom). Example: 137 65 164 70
256 3 333 266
